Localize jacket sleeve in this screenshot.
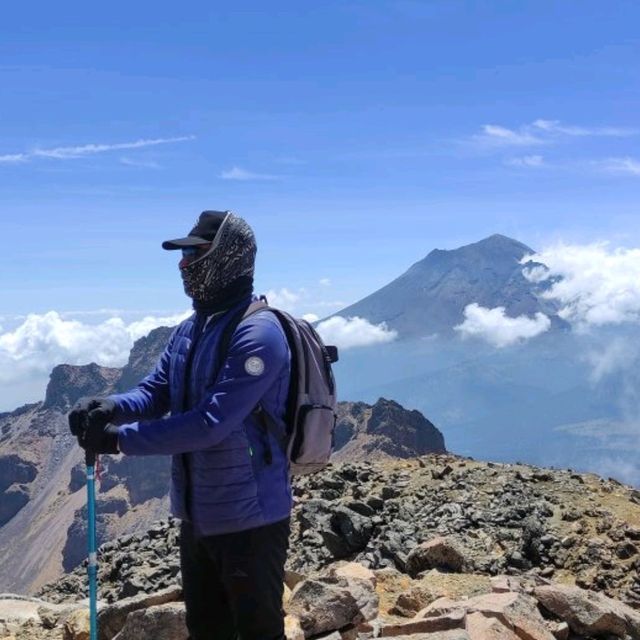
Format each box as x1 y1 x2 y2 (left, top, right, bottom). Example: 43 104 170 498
117 315 289 456
108 328 178 425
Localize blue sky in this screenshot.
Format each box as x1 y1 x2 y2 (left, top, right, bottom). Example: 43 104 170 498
2 1 640 410
1 0 639 318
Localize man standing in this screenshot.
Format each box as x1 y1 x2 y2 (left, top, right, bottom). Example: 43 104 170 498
69 211 292 640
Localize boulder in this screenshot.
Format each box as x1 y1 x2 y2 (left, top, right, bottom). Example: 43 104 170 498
329 562 377 586
465 611 520 639
111 602 187 640
406 537 468 576
97 585 182 640
287 574 378 637
417 591 554 640
63 609 90 640
534 583 640 639
379 609 466 636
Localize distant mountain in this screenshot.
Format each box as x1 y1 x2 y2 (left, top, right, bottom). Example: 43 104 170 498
335 234 563 338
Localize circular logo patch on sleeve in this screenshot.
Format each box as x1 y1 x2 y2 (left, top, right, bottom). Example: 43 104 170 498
244 356 265 376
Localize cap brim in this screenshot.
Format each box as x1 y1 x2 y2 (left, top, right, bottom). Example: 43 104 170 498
162 236 210 250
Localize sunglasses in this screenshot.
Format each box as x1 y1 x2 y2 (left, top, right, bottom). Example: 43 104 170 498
181 244 211 259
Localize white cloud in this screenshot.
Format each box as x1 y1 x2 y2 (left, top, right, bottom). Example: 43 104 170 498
455 303 551 347
319 278 331 287
120 156 161 169
0 310 190 385
598 157 640 177
219 166 279 181
315 316 398 349
263 286 344 318
506 155 544 168
33 136 195 159
0 136 194 165
302 313 320 323
264 288 301 313
474 124 544 147
532 119 636 137
0 153 28 163
470 119 636 151
523 243 640 328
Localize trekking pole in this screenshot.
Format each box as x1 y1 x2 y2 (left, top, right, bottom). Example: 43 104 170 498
85 447 98 640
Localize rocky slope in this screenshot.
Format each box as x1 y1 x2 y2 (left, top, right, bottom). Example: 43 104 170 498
4 453 636 639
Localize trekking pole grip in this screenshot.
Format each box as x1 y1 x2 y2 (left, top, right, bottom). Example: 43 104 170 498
85 449 96 467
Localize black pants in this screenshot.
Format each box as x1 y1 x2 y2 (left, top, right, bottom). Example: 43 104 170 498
179 517 290 640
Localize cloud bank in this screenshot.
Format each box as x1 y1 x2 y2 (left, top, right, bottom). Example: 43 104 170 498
455 304 551 347
0 310 190 385
523 243 640 328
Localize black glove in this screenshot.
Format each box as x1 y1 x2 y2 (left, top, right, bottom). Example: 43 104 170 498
83 422 120 455
68 397 116 450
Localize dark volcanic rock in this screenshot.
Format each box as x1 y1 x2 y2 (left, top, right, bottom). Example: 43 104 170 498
368 398 446 455
43 363 121 412
333 398 446 461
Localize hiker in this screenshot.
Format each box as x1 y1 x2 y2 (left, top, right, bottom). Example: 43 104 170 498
68 211 293 640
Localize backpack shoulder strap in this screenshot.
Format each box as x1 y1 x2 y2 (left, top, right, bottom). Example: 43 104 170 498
214 298 269 376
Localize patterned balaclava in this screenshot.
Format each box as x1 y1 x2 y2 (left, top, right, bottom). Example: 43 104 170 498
180 213 257 304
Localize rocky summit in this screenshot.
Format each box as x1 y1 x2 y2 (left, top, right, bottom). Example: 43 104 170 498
4 454 633 640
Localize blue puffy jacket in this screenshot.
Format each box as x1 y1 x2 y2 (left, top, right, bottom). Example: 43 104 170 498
108 295 293 536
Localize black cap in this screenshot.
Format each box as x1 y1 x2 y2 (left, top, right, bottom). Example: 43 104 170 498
162 211 231 250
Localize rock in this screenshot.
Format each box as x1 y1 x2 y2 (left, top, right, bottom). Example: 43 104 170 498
284 569 306 591
327 507 374 555
464 592 555 640
63 609 90 640
380 632 470 640
284 614 305 640
465 611 520 639
379 609 466 636
329 562 377 586
616 541 638 559
98 585 182 640
544 620 569 640
287 575 378 636
391 588 438 618
111 602 187 640
38 603 84 630
288 578 361 636
418 591 554 640
418 597 461 619
490 576 522 594
0 597 43 624
534 583 640 639
406 537 467 576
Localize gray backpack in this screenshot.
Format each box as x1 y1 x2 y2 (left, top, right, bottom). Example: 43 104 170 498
218 298 338 475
